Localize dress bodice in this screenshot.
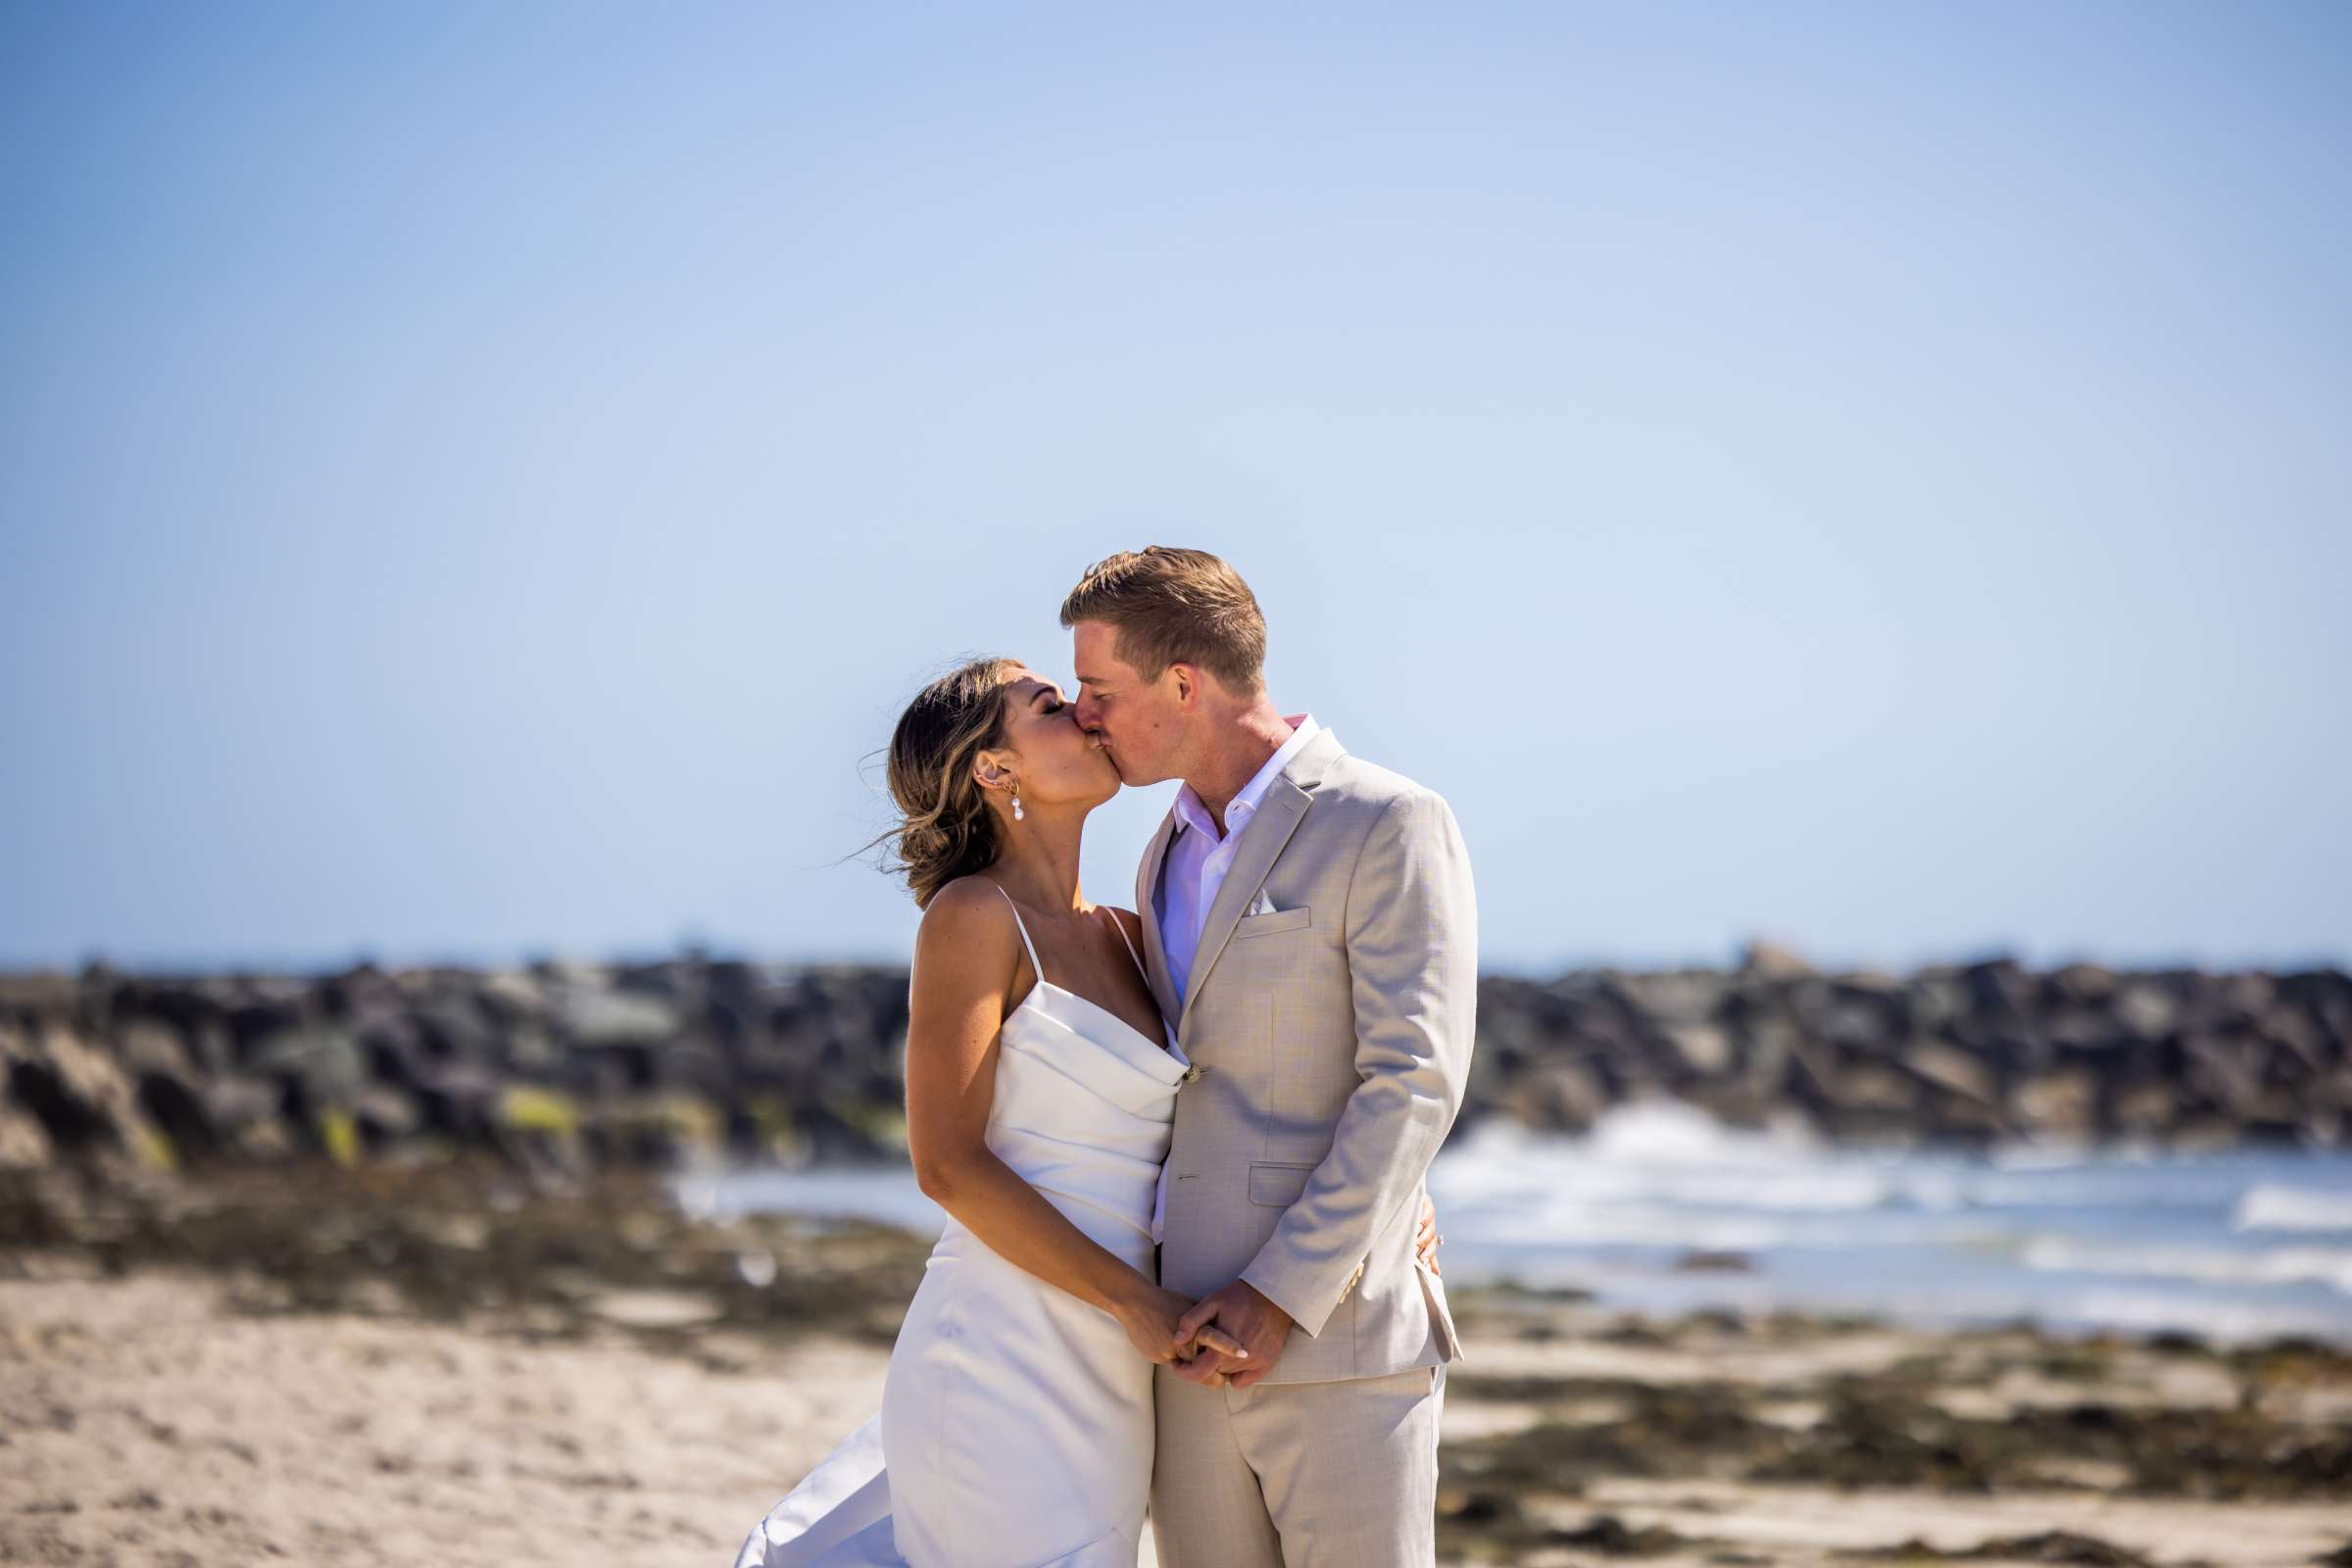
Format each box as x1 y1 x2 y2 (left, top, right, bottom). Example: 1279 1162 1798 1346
977 981 1186 1245
945 891 1192 1260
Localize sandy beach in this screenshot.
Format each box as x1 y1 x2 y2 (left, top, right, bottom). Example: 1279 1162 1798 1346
1 1267 893 1567
3 1162 2347 1568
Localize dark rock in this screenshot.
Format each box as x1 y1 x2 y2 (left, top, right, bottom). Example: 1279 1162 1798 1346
1554 1512 1697 1554
1672 1250 1753 1273
1502 1062 1610 1132
8 1058 119 1154
135 1071 219 1163
352 1087 421 1150
1963 957 2034 1023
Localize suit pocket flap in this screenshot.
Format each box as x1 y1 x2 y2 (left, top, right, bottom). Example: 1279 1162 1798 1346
1248 1161 1318 1206
1234 906 1310 938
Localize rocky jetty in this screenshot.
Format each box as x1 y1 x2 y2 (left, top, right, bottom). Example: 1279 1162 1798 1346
2 944 2346 1173
1477 946 2352 1151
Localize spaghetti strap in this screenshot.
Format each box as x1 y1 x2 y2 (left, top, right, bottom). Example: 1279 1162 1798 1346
1099 906 1150 991
989 882 1046 986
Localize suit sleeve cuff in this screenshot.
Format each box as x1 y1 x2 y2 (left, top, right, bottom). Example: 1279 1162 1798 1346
1239 1260 1336 1340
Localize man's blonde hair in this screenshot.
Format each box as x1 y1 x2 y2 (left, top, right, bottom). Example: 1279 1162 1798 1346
1057 547 1266 694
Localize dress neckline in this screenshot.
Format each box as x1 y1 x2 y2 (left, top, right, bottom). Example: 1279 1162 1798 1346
1013 977 1177 1058
987 881 1178 1060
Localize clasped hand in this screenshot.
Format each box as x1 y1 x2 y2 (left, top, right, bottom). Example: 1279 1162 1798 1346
1169 1280 1293 1389
1114 1283 1251 1374
1149 1190 1446 1390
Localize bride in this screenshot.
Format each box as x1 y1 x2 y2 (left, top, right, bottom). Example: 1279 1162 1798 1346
734 657 1442 1567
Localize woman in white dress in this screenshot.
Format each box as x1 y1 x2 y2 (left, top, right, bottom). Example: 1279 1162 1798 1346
735 657 1441 1568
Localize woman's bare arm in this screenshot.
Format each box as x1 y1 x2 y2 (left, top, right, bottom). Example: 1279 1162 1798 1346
905 879 1244 1365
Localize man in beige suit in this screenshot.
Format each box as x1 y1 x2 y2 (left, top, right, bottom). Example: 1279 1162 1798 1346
1061 548 1476 1567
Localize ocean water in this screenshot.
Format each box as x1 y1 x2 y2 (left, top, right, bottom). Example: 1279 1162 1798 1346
675 1102 2352 1346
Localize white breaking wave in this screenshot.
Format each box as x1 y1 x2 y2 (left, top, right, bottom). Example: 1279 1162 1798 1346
684 1102 2352 1344
2017 1235 2352 1295
2232 1184 2352 1234
1583 1100 1823 1164
1442 1109 1900 1214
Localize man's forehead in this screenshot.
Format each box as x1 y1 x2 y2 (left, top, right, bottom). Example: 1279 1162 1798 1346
1073 625 1125 678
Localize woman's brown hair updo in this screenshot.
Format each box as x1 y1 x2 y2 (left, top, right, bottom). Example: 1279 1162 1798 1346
880 656 1021 908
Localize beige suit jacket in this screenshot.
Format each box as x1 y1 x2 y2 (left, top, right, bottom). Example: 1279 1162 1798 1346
1139 724 1475 1386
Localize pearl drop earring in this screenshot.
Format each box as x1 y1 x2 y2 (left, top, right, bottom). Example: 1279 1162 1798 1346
1011 784 1023 822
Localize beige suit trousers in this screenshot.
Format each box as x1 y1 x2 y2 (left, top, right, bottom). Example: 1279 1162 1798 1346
1149 1361 1446 1568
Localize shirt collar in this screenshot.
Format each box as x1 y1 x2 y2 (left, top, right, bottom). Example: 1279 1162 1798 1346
1171 714 1319 843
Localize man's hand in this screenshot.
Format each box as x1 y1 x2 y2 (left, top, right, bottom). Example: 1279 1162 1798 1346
1111 1281 1248 1370
1171 1280 1295 1390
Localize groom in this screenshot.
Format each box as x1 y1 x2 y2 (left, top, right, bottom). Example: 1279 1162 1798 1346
1061 548 1476 1567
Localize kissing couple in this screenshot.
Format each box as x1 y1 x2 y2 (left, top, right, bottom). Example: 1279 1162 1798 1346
736 547 1478 1567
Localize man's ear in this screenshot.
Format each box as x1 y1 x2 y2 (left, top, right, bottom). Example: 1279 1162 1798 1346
1168 662 1200 709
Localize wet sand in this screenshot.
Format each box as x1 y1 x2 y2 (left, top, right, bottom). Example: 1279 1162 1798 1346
3 1162 2347 1567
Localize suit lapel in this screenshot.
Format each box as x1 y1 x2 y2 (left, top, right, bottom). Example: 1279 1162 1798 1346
1177 778 1312 1041
1133 809 1181 1026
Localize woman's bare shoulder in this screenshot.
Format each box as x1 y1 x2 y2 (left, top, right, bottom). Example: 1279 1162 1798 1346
912 876 1022 994
925 872 1008 922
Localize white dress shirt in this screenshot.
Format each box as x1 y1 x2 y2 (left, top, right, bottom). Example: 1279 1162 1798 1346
1148 713 1318 1245
1155 713 1320 1004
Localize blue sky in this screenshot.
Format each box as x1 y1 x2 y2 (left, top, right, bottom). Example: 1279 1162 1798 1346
3 2 2346 975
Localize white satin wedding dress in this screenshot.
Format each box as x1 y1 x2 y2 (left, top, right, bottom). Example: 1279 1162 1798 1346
735 888 1195 1568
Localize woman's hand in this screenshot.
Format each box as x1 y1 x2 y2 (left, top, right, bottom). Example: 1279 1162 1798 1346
1416 1191 1444 1276
1112 1280 1250 1377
